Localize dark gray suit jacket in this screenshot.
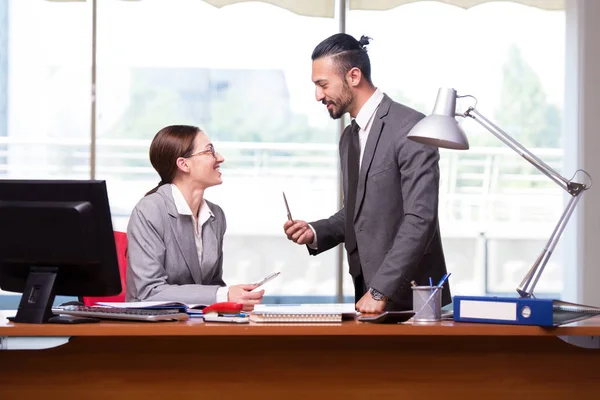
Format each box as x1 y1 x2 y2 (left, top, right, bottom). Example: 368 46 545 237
309 94 450 310
126 184 226 305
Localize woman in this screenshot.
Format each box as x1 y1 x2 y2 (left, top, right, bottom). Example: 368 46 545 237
126 125 264 310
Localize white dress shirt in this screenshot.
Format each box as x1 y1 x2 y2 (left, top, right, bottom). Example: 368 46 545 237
309 88 385 249
171 184 228 303
355 88 384 167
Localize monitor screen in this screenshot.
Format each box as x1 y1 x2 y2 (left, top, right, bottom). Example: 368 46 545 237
0 180 122 323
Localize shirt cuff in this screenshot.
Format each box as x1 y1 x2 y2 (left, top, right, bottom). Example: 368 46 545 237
307 224 318 250
216 286 229 303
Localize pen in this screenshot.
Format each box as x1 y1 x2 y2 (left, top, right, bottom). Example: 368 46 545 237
283 191 293 221
253 271 281 288
435 273 450 288
415 273 451 316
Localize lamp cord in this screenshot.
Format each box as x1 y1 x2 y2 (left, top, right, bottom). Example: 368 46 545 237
570 169 593 190
456 94 478 115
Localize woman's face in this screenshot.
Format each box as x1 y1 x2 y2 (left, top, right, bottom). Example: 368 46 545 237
185 131 225 189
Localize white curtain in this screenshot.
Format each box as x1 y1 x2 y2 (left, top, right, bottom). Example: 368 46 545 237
207 0 565 16
46 0 565 17
350 0 564 13
205 0 335 18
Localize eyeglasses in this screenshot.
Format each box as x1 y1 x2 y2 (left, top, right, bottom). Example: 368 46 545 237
187 144 216 159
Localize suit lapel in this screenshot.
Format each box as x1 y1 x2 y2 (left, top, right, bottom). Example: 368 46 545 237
172 216 202 283
354 95 392 222
200 216 219 276
161 185 202 284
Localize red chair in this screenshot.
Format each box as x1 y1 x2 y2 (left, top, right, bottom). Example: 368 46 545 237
83 231 127 306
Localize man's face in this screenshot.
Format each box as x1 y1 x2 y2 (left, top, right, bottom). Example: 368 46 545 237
312 57 354 120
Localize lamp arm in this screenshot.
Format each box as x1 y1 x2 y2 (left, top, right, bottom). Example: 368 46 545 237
464 107 589 298
516 190 583 297
466 108 577 194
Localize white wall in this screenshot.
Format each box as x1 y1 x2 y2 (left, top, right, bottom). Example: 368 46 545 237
564 0 600 305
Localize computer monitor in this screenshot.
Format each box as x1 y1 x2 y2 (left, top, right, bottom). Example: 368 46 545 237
0 180 122 323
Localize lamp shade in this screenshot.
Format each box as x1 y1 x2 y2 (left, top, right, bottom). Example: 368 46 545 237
407 88 470 150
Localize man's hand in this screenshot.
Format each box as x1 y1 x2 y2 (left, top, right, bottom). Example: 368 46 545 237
283 220 314 245
356 290 387 313
227 284 264 311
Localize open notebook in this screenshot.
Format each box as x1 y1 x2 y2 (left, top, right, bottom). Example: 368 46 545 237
250 303 358 323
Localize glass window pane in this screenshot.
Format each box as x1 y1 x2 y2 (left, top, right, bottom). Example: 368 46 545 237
348 3 565 297
0 0 91 181
96 0 339 299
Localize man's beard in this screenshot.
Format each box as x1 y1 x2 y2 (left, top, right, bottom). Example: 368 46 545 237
324 83 353 120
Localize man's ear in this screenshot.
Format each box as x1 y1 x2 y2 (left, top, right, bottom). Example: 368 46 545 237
176 157 189 173
346 67 362 87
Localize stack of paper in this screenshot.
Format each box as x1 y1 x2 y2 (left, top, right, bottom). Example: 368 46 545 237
96 301 249 322
96 301 206 315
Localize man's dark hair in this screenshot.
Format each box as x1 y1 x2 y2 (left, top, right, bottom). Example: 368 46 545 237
311 33 373 85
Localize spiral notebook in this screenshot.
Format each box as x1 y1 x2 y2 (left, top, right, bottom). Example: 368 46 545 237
250 303 357 323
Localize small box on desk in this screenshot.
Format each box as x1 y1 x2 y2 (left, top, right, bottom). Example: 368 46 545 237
453 296 600 327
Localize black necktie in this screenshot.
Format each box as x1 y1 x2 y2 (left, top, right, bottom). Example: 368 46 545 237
345 120 360 253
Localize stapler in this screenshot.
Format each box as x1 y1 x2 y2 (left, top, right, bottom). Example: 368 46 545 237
202 302 243 315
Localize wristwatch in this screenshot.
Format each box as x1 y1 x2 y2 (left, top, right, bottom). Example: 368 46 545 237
369 287 387 301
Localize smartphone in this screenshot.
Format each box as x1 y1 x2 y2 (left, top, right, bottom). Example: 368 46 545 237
357 311 415 324
253 272 281 289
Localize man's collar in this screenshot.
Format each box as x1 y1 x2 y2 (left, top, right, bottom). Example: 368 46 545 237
354 88 384 130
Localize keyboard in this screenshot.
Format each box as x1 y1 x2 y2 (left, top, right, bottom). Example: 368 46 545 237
53 305 190 322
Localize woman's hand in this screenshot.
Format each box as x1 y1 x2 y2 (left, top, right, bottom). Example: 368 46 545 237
227 284 264 311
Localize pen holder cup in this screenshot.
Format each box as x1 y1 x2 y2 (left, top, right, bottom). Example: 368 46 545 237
412 286 443 323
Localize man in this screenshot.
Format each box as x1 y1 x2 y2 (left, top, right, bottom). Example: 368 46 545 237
283 33 450 313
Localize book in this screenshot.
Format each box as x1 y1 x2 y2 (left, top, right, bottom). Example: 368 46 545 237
250 303 357 323
453 296 600 327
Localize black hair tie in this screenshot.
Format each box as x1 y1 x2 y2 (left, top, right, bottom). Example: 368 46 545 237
358 35 372 49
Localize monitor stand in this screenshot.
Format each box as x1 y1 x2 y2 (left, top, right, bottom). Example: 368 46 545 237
8 266 99 324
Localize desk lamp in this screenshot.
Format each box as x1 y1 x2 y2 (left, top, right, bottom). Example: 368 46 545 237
407 88 591 298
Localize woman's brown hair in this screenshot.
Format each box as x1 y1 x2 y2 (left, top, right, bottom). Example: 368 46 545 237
145 125 200 196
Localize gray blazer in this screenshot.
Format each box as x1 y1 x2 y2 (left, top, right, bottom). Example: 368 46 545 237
126 184 226 305
309 94 450 310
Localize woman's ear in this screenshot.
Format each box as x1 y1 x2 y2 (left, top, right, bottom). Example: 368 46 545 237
176 157 189 173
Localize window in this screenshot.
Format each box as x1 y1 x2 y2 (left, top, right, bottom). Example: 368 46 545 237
95 0 339 299
348 2 565 296
0 0 91 181
0 0 566 301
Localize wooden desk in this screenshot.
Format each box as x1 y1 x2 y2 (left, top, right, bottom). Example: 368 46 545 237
1 311 600 399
